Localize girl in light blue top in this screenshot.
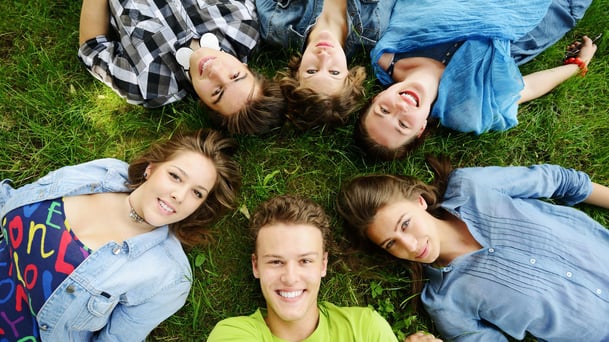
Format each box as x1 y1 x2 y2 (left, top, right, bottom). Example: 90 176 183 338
338 157 609 341
0 129 240 341
356 0 597 160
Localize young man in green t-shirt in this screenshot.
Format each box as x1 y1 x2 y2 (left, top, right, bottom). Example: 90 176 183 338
208 194 440 341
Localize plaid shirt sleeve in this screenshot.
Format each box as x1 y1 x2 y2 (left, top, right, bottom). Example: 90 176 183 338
78 35 149 106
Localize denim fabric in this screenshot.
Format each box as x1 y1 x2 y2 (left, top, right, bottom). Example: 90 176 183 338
511 0 593 65
1 159 191 341
422 164 609 341
370 0 591 134
256 0 395 57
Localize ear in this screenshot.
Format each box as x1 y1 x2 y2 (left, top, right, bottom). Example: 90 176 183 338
418 195 428 210
320 252 328 278
145 164 154 179
251 253 260 279
416 120 428 138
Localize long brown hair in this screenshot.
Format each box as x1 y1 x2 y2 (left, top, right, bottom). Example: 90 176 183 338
128 129 241 247
277 55 366 130
336 155 452 294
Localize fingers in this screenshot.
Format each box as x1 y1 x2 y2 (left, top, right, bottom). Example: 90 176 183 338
404 331 443 342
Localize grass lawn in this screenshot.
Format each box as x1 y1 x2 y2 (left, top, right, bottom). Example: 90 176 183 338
1 0 608 340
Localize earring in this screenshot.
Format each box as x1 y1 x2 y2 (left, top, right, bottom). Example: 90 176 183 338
143 172 148 179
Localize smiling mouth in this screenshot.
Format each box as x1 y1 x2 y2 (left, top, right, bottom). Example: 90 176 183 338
415 242 428 259
399 91 420 107
278 290 304 299
198 56 215 76
159 199 175 214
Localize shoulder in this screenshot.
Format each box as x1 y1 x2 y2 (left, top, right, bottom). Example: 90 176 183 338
208 309 270 341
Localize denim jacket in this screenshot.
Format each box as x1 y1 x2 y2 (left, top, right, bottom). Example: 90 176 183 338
255 0 395 57
1 158 191 341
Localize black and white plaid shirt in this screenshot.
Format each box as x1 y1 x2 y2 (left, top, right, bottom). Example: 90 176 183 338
78 0 259 108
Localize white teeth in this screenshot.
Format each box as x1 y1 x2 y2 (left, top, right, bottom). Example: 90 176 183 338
279 290 303 298
159 200 174 213
401 92 419 106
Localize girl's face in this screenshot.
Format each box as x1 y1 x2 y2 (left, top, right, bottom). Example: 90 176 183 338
366 196 441 264
190 48 260 116
298 30 348 96
362 67 441 149
134 150 217 227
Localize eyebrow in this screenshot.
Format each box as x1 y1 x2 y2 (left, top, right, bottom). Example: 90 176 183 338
262 252 319 259
379 213 406 248
172 165 210 194
212 72 249 105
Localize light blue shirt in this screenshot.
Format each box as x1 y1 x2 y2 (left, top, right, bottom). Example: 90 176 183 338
422 164 609 341
255 0 395 57
370 0 591 134
1 159 191 341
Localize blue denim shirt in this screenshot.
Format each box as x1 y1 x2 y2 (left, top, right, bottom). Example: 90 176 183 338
422 164 609 341
1 159 191 341
255 0 395 57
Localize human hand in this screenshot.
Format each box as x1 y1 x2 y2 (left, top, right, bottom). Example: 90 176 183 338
565 35 600 66
403 331 443 342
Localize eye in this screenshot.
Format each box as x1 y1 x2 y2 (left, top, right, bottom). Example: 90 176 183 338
398 120 408 129
380 106 390 115
401 219 410 231
231 71 240 80
330 70 340 76
385 240 395 250
212 87 221 96
169 172 181 182
306 69 317 74
268 259 283 265
300 258 313 265
193 189 203 199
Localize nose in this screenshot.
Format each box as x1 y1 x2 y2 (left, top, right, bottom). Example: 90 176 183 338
397 235 418 254
280 262 298 285
207 63 229 82
171 186 188 203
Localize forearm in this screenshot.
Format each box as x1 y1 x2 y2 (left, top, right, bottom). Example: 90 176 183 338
583 182 609 210
518 64 580 104
79 0 110 45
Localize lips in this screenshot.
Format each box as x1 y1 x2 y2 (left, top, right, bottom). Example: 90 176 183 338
278 290 304 300
158 199 175 214
316 41 333 48
198 56 215 76
415 242 428 259
399 91 420 107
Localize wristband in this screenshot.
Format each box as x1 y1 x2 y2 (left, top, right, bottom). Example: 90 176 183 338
564 57 588 76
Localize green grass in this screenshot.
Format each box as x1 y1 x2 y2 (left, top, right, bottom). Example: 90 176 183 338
1 0 608 340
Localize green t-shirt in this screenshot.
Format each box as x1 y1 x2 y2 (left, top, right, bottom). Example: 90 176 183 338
207 301 398 341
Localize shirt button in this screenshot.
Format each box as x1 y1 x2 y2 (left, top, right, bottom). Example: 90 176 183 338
488 248 495 253
529 258 536 264
66 285 75 293
596 289 602 295
566 272 572 278
40 324 48 331
112 246 121 255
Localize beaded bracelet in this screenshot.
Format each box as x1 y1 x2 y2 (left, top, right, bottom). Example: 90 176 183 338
564 57 588 76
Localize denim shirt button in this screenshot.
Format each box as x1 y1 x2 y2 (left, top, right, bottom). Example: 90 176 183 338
529 258 536 264
112 246 121 255
566 272 572 278
66 285 75 293
596 289 602 295
40 324 49 331
488 248 495 253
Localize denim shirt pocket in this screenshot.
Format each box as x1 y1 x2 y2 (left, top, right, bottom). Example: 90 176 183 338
71 292 119 331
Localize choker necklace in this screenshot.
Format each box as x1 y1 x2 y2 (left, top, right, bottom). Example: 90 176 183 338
128 196 147 224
